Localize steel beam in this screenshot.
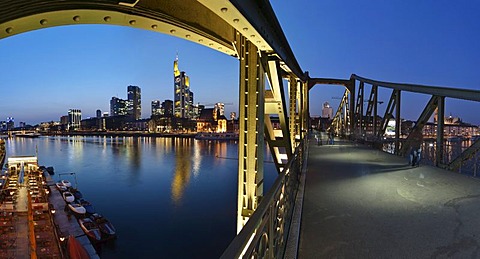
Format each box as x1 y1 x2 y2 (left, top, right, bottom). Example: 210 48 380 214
289 77 298 150
264 58 292 173
236 33 265 233
436 97 445 166
448 138 480 171
400 96 440 156
373 85 378 136
377 90 398 139
352 74 480 102
394 90 401 154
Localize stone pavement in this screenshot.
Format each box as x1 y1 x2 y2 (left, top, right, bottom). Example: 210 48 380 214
297 139 480 258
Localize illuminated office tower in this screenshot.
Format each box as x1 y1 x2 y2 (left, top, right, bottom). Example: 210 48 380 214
127 85 141 120
110 97 128 116
151 100 161 116
68 109 81 130
173 55 193 119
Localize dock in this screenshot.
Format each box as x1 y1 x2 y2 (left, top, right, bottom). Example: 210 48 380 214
46 174 100 259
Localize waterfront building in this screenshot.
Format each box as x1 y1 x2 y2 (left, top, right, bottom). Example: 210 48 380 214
152 100 161 116
174 55 194 119
60 115 69 126
127 85 141 120
213 103 225 121
96 109 102 118
68 109 82 130
322 102 333 119
6 117 14 130
161 100 174 116
197 108 228 133
110 97 128 116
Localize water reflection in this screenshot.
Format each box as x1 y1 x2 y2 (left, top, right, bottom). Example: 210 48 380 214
171 138 192 205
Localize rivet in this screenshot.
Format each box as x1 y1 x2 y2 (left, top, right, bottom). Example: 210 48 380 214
170 29 176 34
129 20 136 25
233 19 239 23
218 47 222 50
104 16 111 22
221 8 228 13
256 41 261 44
198 39 203 42
73 16 80 22
243 27 248 32
209 43 213 46
151 24 158 29
186 34 191 38
40 19 48 25
250 35 255 38
5 27 12 34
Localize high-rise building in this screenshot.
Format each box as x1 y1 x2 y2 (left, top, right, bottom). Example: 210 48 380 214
127 85 141 120
322 102 333 119
96 109 102 118
161 100 174 116
6 117 14 130
110 97 128 116
68 109 81 130
174 55 193 119
151 100 161 116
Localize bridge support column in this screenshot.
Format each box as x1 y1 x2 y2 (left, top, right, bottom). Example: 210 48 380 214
236 33 265 233
436 96 445 166
289 78 298 149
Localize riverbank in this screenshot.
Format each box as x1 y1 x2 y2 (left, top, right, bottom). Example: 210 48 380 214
42 131 196 138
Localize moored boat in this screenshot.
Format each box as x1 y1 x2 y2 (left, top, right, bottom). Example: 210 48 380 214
68 201 87 215
62 191 75 203
79 199 95 214
67 235 90 259
78 218 102 242
61 179 72 187
55 181 67 192
90 213 116 237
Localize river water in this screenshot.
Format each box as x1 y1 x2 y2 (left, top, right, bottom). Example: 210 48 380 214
3 136 277 258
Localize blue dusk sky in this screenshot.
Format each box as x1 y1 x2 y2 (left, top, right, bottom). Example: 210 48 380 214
0 1 479 125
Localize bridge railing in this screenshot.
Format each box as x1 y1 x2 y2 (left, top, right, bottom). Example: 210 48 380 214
327 74 480 174
221 139 307 259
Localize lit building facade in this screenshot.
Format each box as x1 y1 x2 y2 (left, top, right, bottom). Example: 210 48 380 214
68 109 81 130
174 56 193 119
110 97 128 116
322 102 333 119
161 100 174 116
127 85 141 120
151 100 161 116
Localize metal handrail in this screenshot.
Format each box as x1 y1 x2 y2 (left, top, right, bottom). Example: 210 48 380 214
221 140 307 259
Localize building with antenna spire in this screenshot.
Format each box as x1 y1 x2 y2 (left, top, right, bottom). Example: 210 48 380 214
174 54 194 119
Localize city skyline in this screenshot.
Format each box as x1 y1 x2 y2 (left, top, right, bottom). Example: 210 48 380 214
0 1 479 125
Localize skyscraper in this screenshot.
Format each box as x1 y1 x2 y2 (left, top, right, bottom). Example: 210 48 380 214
174 55 193 119
127 85 141 120
110 97 128 116
96 109 102 118
68 109 81 130
151 100 161 116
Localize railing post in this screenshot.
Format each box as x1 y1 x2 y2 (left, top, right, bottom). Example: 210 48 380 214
436 96 445 166
236 32 265 233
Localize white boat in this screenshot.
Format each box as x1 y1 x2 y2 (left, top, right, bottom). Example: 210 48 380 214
62 191 75 203
55 182 67 192
68 202 87 215
61 179 72 188
78 218 102 241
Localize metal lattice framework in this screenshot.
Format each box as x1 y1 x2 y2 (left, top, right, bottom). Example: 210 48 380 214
320 74 480 169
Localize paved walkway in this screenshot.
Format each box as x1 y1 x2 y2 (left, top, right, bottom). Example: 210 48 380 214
298 139 480 258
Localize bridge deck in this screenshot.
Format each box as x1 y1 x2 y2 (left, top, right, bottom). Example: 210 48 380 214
298 139 480 258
